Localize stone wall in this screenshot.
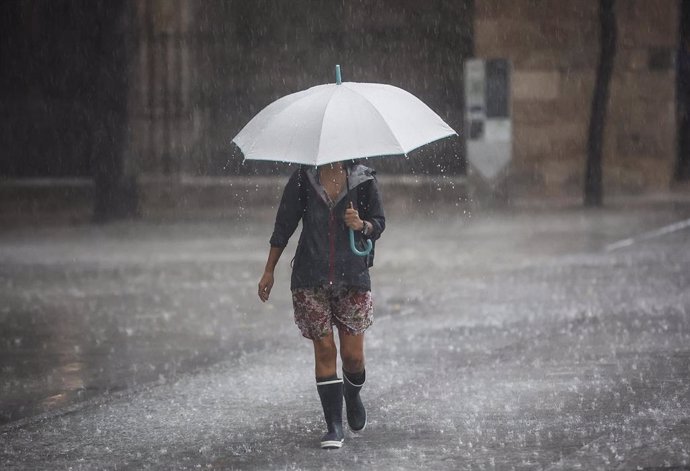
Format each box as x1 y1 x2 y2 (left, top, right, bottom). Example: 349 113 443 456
126 0 473 178
474 0 678 198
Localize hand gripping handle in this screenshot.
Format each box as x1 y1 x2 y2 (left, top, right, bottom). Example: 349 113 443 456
349 227 373 256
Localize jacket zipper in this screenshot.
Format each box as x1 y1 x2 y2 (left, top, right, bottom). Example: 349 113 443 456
328 209 336 285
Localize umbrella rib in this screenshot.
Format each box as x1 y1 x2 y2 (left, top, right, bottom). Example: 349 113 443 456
340 84 406 155
240 87 320 161
345 83 457 156
314 86 340 165
272 86 336 164
249 97 303 160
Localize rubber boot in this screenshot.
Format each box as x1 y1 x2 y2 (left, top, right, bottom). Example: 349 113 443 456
316 378 344 449
343 369 367 432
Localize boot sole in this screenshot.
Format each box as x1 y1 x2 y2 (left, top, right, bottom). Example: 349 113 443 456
320 439 344 449
349 416 367 433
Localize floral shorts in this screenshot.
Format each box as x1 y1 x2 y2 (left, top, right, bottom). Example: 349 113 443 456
292 285 373 339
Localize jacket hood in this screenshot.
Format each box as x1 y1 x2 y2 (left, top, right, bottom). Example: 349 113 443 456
305 164 376 207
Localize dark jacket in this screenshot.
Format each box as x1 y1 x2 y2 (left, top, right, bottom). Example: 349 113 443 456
270 164 385 290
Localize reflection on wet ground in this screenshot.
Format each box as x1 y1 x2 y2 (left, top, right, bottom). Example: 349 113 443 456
0 220 274 425
0 201 689 468
1 204 688 425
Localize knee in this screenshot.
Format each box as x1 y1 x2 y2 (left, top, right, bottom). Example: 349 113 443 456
314 337 337 364
341 350 365 373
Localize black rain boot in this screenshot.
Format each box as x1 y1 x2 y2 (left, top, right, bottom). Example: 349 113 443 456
316 378 345 449
343 369 367 432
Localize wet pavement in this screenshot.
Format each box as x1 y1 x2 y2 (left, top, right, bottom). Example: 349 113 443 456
1 198 689 469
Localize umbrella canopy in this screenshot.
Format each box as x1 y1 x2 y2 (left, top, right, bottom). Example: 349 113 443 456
233 81 457 166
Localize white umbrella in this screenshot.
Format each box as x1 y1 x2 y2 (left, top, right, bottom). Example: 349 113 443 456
232 66 457 166
233 66 458 256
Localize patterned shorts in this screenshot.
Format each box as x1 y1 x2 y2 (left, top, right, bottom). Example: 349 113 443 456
292 285 374 339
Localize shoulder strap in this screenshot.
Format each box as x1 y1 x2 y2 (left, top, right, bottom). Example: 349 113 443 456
297 165 308 211
356 171 375 212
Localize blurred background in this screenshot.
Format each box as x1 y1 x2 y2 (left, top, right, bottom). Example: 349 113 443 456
2 3 690 467
1 0 688 222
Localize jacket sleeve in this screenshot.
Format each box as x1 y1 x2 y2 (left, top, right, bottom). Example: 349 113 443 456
359 178 385 241
269 169 306 247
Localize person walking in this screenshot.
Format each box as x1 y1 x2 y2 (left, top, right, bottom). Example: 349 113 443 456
257 160 385 449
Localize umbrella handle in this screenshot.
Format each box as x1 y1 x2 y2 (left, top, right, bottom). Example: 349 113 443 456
345 161 370 256
349 228 373 256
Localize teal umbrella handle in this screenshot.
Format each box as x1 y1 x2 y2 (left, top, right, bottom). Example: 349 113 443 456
349 228 373 256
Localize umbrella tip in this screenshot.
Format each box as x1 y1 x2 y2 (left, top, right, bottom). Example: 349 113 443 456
335 65 342 85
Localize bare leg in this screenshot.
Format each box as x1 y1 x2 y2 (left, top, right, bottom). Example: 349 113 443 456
339 330 365 374
313 332 338 379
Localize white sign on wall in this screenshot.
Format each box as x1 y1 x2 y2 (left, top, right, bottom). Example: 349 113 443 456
464 58 512 181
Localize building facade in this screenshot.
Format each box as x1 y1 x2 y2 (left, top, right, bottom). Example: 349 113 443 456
125 0 472 178
475 0 680 198
1 0 685 206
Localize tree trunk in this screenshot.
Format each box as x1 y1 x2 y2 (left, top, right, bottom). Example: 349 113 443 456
584 0 616 207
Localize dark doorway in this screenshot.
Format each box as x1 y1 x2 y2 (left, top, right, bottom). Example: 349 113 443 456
0 1 129 180
0 2 93 177
677 0 690 181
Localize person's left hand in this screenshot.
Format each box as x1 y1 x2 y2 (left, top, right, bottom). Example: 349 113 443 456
344 204 364 231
